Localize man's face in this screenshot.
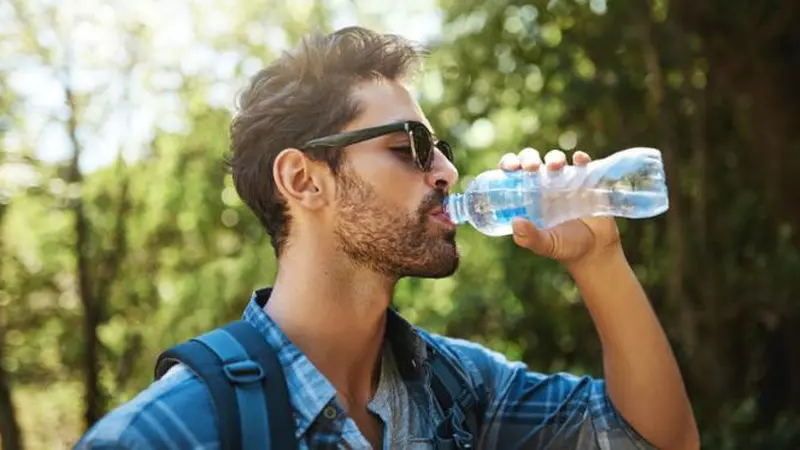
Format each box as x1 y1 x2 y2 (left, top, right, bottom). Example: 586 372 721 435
332 79 460 279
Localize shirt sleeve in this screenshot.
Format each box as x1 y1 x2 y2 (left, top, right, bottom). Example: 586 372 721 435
438 336 657 450
75 425 149 450
74 365 219 450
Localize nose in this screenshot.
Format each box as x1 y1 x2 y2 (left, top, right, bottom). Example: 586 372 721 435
425 148 459 192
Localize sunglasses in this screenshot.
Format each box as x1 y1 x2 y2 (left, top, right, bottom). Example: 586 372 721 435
301 120 454 172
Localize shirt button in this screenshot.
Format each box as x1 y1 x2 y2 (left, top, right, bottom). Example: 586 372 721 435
323 405 337 420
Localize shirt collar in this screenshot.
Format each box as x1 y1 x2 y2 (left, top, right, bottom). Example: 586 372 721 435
241 287 428 437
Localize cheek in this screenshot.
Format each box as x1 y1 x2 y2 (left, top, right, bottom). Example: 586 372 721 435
378 176 427 213
354 157 428 211
350 149 431 214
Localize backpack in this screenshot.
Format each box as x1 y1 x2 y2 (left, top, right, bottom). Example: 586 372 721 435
154 320 486 450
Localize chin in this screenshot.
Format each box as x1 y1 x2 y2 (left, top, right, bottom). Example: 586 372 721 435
422 259 459 279
415 245 460 279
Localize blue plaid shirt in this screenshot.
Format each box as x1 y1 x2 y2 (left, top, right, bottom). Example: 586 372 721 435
77 288 654 449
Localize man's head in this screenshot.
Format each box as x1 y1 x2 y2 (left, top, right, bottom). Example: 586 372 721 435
229 26 460 279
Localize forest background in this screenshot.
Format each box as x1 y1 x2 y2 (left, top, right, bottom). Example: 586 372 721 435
1 0 799 448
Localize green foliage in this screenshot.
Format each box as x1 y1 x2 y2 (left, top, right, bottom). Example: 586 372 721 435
416 0 800 447
2 0 799 448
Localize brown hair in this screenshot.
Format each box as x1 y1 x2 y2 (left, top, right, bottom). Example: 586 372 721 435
228 26 427 256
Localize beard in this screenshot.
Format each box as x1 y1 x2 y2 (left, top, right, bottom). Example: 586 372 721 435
333 167 459 279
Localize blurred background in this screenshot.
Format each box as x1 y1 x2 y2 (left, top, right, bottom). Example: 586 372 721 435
1 0 799 448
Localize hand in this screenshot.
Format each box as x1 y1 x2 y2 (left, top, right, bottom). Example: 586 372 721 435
499 148 622 269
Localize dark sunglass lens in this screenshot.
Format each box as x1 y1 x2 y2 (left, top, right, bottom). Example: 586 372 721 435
409 124 433 170
437 141 454 163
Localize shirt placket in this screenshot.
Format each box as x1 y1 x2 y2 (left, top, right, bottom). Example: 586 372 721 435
305 401 349 449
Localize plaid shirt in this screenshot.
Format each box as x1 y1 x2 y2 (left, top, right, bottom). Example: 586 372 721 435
76 288 654 449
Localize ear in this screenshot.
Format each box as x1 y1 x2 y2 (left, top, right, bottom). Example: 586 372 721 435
273 148 333 210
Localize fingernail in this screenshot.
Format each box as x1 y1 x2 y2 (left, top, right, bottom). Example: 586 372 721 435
512 219 528 236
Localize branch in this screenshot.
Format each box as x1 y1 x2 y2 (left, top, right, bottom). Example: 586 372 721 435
94 179 129 304
7 0 55 64
93 23 142 307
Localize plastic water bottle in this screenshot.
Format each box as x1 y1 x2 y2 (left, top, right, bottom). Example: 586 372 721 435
443 147 669 236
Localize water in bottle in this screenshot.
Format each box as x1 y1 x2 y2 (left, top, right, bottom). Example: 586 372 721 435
443 147 669 236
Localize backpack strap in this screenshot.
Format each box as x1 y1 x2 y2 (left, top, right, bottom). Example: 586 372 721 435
419 331 487 450
154 320 295 450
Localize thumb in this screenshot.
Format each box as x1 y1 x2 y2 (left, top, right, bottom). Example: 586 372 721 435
511 218 554 257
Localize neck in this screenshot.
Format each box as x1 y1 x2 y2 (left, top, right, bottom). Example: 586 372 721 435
264 242 396 406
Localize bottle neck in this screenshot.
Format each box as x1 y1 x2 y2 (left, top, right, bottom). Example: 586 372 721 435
444 193 467 225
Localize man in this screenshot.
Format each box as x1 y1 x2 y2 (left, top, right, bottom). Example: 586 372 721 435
77 26 699 449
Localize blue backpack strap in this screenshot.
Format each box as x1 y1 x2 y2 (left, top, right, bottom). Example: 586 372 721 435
154 320 295 450
418 331 487 450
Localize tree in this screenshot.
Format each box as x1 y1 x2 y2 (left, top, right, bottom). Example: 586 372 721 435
0 0 340 445
418 0 800 446
2 0 798 447
0 38 27 450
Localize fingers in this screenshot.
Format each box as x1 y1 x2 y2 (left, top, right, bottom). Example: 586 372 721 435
499 148 593 172
544 150 567 172
499 148 544 172
572 151 591 166
519 148 542 171
511 218 555 257
499 152 520 171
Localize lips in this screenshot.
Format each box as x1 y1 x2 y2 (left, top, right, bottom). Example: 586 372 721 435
428 205 455 227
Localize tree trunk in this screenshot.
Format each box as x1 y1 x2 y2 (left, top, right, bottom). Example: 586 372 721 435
0 204 24 450
639 1 692 350
0 329 24 450
64 85 103 428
